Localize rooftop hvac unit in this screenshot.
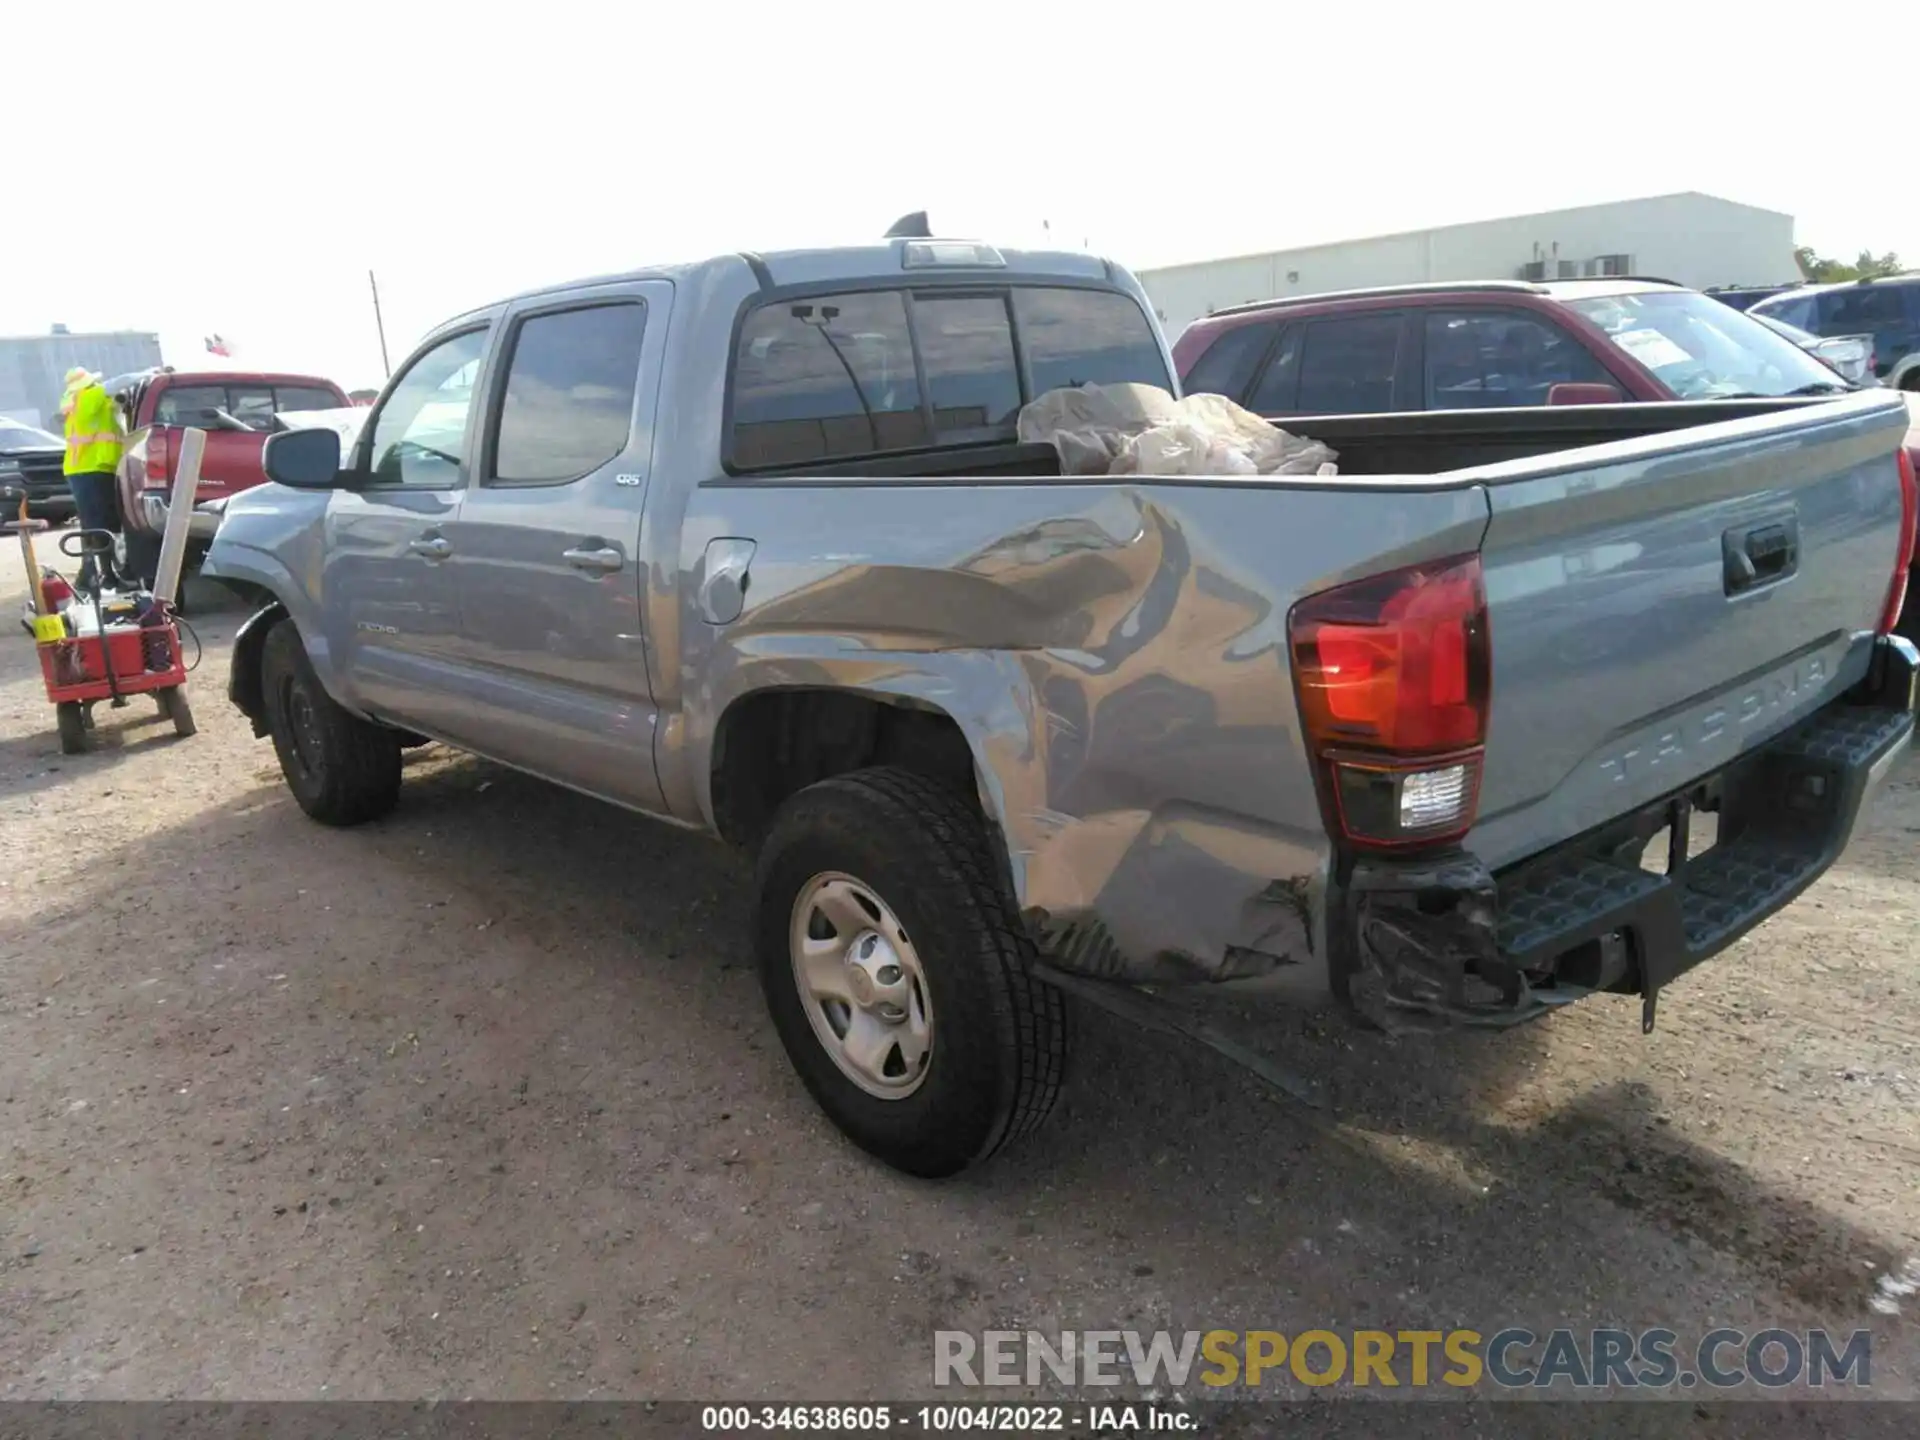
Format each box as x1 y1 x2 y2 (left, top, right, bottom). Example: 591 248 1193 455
1593 253 1632 277
1520 261 1548 282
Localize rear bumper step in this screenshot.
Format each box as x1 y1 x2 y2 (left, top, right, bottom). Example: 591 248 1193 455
1339 635 1917 1032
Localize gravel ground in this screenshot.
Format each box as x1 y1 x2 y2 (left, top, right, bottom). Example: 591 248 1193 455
0 532 1915 1418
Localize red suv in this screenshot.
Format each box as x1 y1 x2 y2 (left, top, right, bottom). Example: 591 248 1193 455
1171 278 1860 415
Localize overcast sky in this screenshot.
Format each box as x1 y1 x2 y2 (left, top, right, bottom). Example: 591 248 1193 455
7 1 1911 392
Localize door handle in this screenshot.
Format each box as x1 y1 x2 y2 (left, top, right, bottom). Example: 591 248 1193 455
563 544 625 574
408 535 452 561
1722 516 1798 595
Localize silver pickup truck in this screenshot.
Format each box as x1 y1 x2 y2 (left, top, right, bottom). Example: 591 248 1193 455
204 239 1919 1177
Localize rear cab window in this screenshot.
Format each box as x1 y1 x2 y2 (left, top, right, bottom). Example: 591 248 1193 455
727 283 1168 470
153 380 345 428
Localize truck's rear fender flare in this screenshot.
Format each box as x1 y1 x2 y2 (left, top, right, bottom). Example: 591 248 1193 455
698 650 1035 894
694 646 1332 994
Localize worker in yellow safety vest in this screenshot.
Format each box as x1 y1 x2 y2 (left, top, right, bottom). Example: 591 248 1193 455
59 366 127 591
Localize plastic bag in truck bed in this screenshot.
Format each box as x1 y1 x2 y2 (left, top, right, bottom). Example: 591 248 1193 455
1016 383 1338 478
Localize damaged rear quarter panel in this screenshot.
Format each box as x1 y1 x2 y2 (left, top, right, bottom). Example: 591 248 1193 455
666 476 1491 994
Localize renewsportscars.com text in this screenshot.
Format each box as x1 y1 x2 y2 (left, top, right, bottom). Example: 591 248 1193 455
934 1327 1873 1391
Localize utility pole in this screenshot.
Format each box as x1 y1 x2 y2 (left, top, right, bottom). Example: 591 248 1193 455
368 269 392 378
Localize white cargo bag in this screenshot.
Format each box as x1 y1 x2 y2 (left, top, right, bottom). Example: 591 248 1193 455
1018 383 1337 478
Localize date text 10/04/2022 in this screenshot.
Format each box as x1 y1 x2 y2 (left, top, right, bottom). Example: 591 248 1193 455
700 1406 1193 1432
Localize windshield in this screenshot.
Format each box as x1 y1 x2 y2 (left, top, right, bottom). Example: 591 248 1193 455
0 418 63 450
1564 290 1851 399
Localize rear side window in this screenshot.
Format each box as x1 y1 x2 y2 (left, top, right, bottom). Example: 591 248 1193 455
1011 288 1168 396
1294 314 1404 414
1180 320 1277 401
729 284 1168 470
1818 286 1907 331
491 302 649 485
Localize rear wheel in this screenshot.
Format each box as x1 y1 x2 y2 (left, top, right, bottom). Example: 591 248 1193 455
754 767 1069 1177
156 685 196 737
260 621 401 825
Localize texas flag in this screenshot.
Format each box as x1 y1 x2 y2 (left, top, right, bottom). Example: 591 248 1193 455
204 334 233 357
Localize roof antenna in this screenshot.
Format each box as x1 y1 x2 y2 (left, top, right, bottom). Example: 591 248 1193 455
884 211 931 239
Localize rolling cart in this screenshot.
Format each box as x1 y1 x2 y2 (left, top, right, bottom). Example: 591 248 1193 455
7 499 197 755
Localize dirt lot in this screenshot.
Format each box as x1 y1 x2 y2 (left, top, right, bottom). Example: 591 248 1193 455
0 533 1915 1412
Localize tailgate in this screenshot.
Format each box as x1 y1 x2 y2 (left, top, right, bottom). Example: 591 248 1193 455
1466 392 1912 870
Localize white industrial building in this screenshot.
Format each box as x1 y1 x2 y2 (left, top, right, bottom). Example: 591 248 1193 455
1137 192 1796 339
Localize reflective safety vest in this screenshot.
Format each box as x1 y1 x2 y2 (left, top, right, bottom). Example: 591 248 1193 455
64 384 125 476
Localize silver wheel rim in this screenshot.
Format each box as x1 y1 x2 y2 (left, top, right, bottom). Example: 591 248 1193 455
789 871 933 1100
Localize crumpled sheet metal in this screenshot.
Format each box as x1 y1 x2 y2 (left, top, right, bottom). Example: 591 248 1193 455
675 474 1490 990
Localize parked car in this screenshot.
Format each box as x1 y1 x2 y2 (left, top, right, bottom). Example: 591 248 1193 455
0 418 71 521
205 240 1917 1177
1173 277 1920 638
1171 277 1865 413
1749 276 1920 390
1748 311 1876 385
1703 284 1798 312
107 367 350 573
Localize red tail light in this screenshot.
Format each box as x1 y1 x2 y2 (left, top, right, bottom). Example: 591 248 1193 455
1289 554 1491 848
139 427 170 490
1880 445 1918 636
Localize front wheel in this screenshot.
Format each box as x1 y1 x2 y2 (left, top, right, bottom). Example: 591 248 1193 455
754 767 1069 1177
56 701 88 755
260 621 401 826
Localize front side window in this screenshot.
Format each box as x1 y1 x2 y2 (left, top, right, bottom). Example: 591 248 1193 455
1756 294 1816 331
1294 314 1404 414
367 328 490 486
732 291 928 469
1424 311 1614 408
491 302 648 485
1565 291 1849 399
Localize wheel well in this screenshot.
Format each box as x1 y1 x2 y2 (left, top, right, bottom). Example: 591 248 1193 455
710 689 981 847
1900 369 1920 392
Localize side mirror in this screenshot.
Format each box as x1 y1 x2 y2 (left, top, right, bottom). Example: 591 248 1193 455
263 427 345 489
1547 382 1625 407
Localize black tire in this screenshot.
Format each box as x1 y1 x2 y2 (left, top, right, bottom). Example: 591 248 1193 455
260 620 401 825
754 766 1069 1177
157 685 197 738
56 701 88 755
